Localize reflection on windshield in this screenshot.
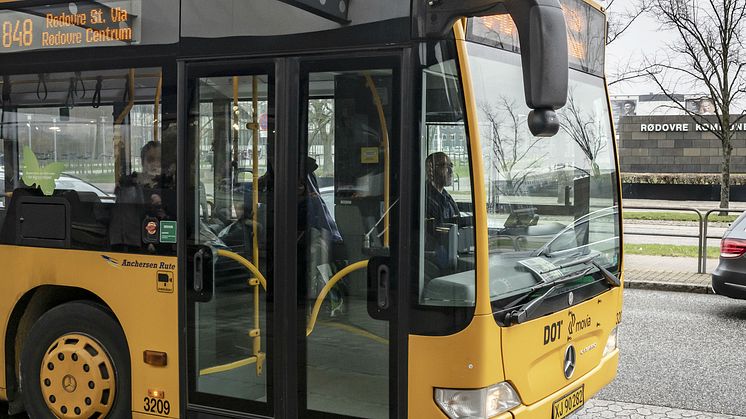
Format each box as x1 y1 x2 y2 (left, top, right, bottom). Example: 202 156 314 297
467 41 620 307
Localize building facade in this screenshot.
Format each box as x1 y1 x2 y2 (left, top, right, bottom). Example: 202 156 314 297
617 114 746 174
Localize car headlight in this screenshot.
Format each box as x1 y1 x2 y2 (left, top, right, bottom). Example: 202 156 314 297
603 326 618 357
434 382 521 418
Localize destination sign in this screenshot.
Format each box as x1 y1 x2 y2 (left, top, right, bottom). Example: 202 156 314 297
0 0 140 53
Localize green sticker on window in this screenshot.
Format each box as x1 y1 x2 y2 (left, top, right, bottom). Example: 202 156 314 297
21 146 65 195
160 221 177 243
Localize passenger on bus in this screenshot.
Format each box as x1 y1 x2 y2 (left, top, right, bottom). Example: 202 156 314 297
301 156 342 243
299 157 347 316
110 141 174 252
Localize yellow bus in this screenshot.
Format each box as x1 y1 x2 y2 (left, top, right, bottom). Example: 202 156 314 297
0 0 622 417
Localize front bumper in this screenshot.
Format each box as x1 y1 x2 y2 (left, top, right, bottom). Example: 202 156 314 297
507 350 619 419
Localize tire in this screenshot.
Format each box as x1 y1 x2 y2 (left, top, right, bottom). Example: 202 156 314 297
20 301 131 419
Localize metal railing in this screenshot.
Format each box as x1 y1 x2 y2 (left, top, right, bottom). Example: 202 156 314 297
623 206 744 274
702 208 746 272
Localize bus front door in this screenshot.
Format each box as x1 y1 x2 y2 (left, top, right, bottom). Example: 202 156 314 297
183 56 405 418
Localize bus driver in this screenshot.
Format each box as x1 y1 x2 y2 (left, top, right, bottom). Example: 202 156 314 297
425 151 459 225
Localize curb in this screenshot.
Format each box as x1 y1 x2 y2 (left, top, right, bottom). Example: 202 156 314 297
625 280 714 294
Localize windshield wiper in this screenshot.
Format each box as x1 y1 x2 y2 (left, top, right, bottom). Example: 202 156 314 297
497 255 621 325
591 261 622 287
540 253 621 288
499 266 594 326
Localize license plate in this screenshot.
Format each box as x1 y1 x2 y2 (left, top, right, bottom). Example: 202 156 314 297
552 385 584 419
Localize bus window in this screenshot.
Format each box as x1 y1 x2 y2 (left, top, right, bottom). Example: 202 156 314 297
301 68 395 418
418 40 477 310
188 73 273 410
0 68 174 254
466 17 620 319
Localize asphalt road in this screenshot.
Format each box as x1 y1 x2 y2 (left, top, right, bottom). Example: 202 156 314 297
594 288 746 416
3 288 744 418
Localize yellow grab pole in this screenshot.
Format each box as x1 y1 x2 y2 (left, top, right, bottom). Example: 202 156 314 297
306 260 369 336
216 249 268 290
200 356 258 376
364 74 390 247
250 75 263 374
154 71 162 143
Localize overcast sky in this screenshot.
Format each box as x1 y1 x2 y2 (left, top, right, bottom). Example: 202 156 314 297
601 1 746 113
603 2 675 97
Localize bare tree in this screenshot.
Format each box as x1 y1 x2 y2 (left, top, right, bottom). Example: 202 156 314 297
481 98 546 199
307 99 334 176
605 0 654 86
606 0 650 45
644 0 746 209
559 91 608 176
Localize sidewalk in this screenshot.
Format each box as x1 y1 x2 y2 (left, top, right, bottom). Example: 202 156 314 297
577 399 746 419
623 254 714 294
620 198 726 294
623 198 746 211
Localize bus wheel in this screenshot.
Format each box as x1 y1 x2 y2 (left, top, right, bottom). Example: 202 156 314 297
20 301 131 419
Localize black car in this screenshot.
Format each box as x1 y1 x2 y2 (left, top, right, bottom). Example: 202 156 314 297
712 212 746 299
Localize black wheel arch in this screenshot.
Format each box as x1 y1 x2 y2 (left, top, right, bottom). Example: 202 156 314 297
4 286 116 407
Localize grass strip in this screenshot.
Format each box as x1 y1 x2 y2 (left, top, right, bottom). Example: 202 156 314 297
624 211 738 223
624 243 720 259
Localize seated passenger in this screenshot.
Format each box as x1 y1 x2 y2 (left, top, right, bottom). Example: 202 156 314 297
218 183 261 258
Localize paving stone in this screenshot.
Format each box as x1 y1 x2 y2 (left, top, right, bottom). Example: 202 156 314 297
574 399 746 419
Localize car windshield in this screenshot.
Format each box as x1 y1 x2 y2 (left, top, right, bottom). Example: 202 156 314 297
466 24 620 310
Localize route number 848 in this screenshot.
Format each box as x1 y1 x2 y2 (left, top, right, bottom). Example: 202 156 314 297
144 397 171 415
2 19 33 48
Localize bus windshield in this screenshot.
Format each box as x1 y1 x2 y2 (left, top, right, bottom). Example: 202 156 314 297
467 15 620 311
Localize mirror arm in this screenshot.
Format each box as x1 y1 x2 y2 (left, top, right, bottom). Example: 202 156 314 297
504 0 568 137
412 0 502 39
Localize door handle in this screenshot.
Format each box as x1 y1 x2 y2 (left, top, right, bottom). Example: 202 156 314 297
367 256 392 320
194 248 205 293
190 245 214 302
377 264 390 310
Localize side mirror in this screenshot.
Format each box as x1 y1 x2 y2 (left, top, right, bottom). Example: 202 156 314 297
412 0 569 137
504 0 568 137
367 256 394 321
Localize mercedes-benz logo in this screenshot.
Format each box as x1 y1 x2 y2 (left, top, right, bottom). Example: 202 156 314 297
568 291 574 305
563 345 576 379
62 374 77 393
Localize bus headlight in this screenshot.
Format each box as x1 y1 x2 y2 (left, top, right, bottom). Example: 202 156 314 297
434 382 521 418
603 326 619 356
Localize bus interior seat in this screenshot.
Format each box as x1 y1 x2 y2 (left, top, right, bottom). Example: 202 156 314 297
0 188 44 245
60 190 109 248
421 270 475 307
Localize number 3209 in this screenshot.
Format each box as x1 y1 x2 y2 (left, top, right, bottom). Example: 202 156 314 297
144 397 171 415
